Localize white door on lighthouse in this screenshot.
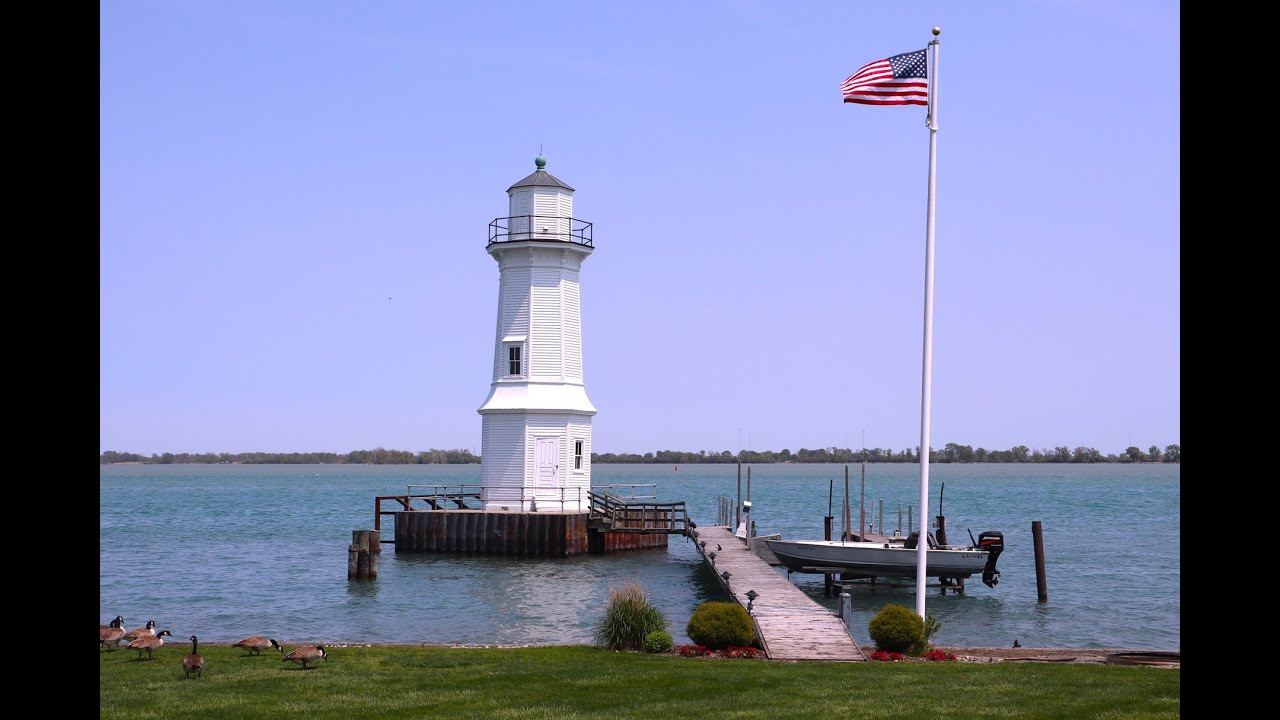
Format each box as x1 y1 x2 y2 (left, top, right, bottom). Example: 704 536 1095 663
535 438 560 492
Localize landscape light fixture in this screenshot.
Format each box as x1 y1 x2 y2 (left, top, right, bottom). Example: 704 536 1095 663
746 589 759 614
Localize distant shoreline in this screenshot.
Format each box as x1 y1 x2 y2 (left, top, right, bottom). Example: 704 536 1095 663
100 460 1179 467
101 443 1180 466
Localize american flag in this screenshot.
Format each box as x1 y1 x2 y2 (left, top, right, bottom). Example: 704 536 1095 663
841 49 928 106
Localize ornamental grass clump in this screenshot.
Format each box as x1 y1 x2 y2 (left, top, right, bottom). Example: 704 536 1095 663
594 581 666 651
685 601 755 650
868 603 925 654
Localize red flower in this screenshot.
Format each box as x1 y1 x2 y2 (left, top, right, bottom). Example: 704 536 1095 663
870 650 906 662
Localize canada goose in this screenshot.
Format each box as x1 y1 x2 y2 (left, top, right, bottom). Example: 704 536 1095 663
127 630 173 660
100 617 126 651
183 636 205 679
122 620 157 642
231 635 283 656
282 645 327 670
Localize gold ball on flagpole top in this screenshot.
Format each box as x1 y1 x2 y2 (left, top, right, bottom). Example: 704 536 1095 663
932 26 941 36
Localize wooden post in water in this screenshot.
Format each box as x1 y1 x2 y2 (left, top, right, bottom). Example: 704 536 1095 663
878 499 884 536
840 592 853 634
823 515 834 597
908 505 913 535
736 462 742 531
1032 520 1048 602
350 530 380 580
897 503 902 535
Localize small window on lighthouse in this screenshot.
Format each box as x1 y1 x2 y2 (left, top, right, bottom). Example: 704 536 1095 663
506 344 522 376
574 441 584 470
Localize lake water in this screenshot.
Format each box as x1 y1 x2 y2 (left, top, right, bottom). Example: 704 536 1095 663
100 462 1179 650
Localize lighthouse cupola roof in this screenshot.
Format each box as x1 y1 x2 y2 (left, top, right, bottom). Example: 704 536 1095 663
507 155 575 192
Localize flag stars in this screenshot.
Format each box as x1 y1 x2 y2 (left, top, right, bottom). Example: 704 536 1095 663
889 50 927 78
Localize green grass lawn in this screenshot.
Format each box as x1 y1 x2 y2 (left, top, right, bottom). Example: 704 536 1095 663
100 645 1179 719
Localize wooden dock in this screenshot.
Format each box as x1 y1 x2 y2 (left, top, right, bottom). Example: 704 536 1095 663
692 526 865 662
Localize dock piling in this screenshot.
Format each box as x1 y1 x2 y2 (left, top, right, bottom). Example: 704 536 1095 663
349 529 380 580
1033 520 1048 602
736 462 742 531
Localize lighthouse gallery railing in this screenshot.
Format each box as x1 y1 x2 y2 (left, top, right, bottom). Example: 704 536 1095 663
488 215 593 247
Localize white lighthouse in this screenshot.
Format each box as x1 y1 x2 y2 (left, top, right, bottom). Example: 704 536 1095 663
477 156 596 512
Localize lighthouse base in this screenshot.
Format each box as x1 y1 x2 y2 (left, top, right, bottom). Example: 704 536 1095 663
393 510 668 557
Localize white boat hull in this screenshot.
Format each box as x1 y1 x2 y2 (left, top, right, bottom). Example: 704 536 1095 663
764 539 989 578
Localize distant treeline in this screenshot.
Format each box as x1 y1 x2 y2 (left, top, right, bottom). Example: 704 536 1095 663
101 443 1180 465
99 448 480 465
590 443 1181 465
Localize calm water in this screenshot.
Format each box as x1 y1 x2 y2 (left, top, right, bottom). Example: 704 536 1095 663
100 463 1179 649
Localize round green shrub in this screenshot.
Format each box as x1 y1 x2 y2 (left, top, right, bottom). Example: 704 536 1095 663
686 601 755 650
643 630 674 654
868 604 925 654
594 581 667 651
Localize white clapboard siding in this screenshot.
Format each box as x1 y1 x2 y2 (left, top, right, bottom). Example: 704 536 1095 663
492 279 504 379
493 268 530 381
530 269 563 380
563 274 582 381
481 415 525 489
558 193 574 237
533 191 560 239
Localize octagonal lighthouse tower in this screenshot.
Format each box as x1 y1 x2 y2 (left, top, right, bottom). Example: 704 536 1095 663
477 156 595 512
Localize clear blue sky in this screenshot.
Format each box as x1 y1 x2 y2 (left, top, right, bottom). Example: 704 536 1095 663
100 1 1180 456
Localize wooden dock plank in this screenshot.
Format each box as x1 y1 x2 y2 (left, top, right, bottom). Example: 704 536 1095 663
692 525 864 662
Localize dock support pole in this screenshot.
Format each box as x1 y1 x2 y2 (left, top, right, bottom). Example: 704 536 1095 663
823 515 834 597
840 592 853 635
350 529 380 580
736 462 742 531
1032 520 1048 602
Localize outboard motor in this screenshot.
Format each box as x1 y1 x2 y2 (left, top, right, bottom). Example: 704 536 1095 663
978 531 1004 588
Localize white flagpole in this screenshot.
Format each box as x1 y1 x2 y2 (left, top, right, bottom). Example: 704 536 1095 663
915 27 941 620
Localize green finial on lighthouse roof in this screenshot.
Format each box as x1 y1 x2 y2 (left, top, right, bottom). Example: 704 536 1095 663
534 155 547 171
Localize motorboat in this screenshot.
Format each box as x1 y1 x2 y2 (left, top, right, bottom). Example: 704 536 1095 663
764 530 1004 588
